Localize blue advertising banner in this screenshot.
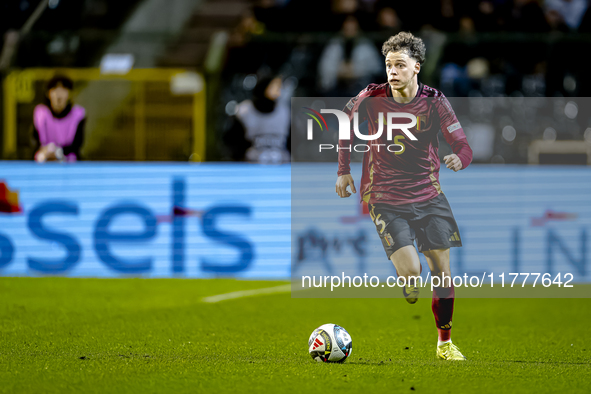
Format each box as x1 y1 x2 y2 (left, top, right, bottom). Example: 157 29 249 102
1 162 590 282
292 163 591 283
292 163 591 284
0 162 291 278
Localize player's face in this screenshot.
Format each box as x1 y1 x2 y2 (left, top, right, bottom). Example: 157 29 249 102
385 51 420 91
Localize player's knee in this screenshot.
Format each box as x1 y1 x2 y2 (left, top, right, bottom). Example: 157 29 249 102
400 269 421 281
424 248 449 261
390 258 420 278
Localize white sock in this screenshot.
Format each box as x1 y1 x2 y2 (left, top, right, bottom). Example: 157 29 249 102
438 339 452 347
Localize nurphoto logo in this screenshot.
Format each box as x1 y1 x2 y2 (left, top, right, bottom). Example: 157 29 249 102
303 107 418 154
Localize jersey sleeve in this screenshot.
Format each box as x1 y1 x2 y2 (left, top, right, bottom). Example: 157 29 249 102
435 95 473 169
337 87 371 176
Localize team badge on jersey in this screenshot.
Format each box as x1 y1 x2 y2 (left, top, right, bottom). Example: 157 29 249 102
416 113 430 132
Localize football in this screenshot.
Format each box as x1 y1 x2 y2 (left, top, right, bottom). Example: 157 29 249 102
308 324 352 363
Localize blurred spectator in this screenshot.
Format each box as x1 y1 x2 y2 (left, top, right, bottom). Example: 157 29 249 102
545 0 588 31
459 15 476 34
228 9 265 48
225 9 270 75
373 1 429 31
376 6 402 33
224 76 291 164
277 0 332 32
253 0 290 32
358 0 380 12
467 57 491 79
440 57 491 96
330 0 374 31
332 0 360 14
32 75 86 163
470 1 502 32
504 0 551 32
433 0 461 32
271 0 362 32
317 15 382 95
578 4 591 31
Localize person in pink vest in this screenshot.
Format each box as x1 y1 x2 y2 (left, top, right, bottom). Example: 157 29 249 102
32 75 86 162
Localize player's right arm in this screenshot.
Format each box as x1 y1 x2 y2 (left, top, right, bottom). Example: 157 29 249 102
336 86 373 198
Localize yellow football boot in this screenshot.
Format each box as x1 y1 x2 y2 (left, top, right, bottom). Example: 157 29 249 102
436 342 467 361
402 284 419 304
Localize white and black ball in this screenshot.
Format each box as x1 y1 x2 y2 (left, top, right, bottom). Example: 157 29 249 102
308 323 352 363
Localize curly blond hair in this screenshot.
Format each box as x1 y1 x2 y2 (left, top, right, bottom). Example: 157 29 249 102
381 32 426 64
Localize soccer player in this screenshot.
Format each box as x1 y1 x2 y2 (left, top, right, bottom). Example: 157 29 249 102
335 32 473 361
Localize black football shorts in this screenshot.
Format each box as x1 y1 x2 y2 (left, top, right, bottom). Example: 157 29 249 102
369 194 462 259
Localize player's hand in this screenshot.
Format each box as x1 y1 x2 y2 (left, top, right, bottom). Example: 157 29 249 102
444 154 462 172
336 174 356 198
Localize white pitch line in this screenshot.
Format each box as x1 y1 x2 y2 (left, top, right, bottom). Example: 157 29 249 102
201 284 292 303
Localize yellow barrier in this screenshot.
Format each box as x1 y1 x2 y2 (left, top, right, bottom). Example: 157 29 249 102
3 68 206 161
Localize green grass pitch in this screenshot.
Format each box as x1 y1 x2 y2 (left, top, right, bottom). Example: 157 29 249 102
1 278 590 393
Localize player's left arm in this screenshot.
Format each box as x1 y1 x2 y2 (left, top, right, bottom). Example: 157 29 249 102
435 97 473 172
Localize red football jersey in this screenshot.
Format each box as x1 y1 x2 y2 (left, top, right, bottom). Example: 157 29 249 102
338 82 473 205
